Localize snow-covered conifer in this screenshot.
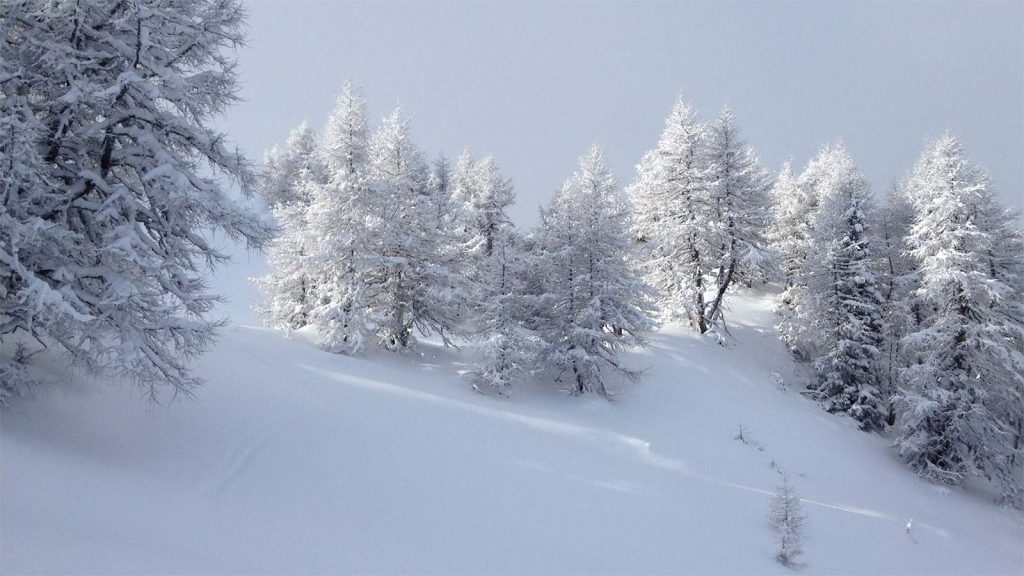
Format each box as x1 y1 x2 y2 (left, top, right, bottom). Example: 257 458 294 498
465 156 515 260
536 146 657 395
627 98 709 329
259 122 324 208
803 150 887 431
468 229 541 393
255 183 318 331
305 84 374 354
321 81 369 179
894 135 1024 505
770 162 819 359
768 163 810 291
876 180 921 419
454 156 535 392
0 0 272 400
700 109 774 331
254 123 325 332
364 108 464 349
776 145 849 360
427 154 454 223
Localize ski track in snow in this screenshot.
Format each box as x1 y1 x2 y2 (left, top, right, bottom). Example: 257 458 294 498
208 432 272 498
299 358 952 540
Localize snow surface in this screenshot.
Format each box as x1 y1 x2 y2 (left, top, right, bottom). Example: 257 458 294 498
2 248 1022 575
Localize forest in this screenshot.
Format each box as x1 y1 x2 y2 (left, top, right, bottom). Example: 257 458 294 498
1 0 1022 572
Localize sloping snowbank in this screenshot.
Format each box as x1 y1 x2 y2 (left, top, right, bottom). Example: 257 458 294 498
2 256 1021 574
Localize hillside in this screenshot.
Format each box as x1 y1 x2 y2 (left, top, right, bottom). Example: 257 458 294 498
1 254 1021 575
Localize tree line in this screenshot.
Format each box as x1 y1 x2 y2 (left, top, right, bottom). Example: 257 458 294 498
257 86 1024 505
1 0 1020 509
255 83 655 396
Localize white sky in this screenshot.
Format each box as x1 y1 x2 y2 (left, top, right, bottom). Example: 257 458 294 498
220 0 1024 226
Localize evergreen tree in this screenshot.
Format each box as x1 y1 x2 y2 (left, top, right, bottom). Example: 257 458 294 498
255 123 324 333
700 109 774 332
770 161 819 360
768 162 807 291
259 122 324 207
255 178 318 331
776 144 845 360
322 81 369 178
468 229 541 393
894 135 1024 505
0 0 272 400
627 98 709 330
536 146 657 395
365 108 464 350
804 151 887 431
876 180 921 422
465 156 515 260
426 154 454 223
305 83 373 354
980 200 1024 507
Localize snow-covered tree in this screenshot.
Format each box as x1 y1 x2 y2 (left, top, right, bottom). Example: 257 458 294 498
768 475 806 567
768 162 808 290
776 144 849 360
535 146 657 395
700 108 774 332
467 229 541 393
426 154 454 224
256 92 474 355
981 203 1024 507
448 150 483 262
254 122 326 333
465 156 515 261
875 180 921 421
894 135 1024 505
627 98 709 329
803 150 887 431
364 108 465 350
304 83 374 354
255 181 318 331
0 67 60 400
322 81 369 179
0 0 272 400
259 122 324 208
770 161 819 359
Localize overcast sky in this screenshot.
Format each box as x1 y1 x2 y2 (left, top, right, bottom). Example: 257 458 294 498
219 0 1023 226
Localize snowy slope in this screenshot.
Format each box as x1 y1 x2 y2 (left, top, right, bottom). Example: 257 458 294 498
2 252 1022 575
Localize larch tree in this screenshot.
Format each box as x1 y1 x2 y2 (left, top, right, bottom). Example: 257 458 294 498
700 108 774 333
365 108 465 350
768 474 806 567
255 174 318 331
769 161 821 360
254 123 325 332
0 0 272 401
894 134 1024 506
305 82 374 354
536 146 657 396
627 98 709 330
258 122 324 208
768 162 806 290
776 145 844 360
875 180 921 423
467 228 540 394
